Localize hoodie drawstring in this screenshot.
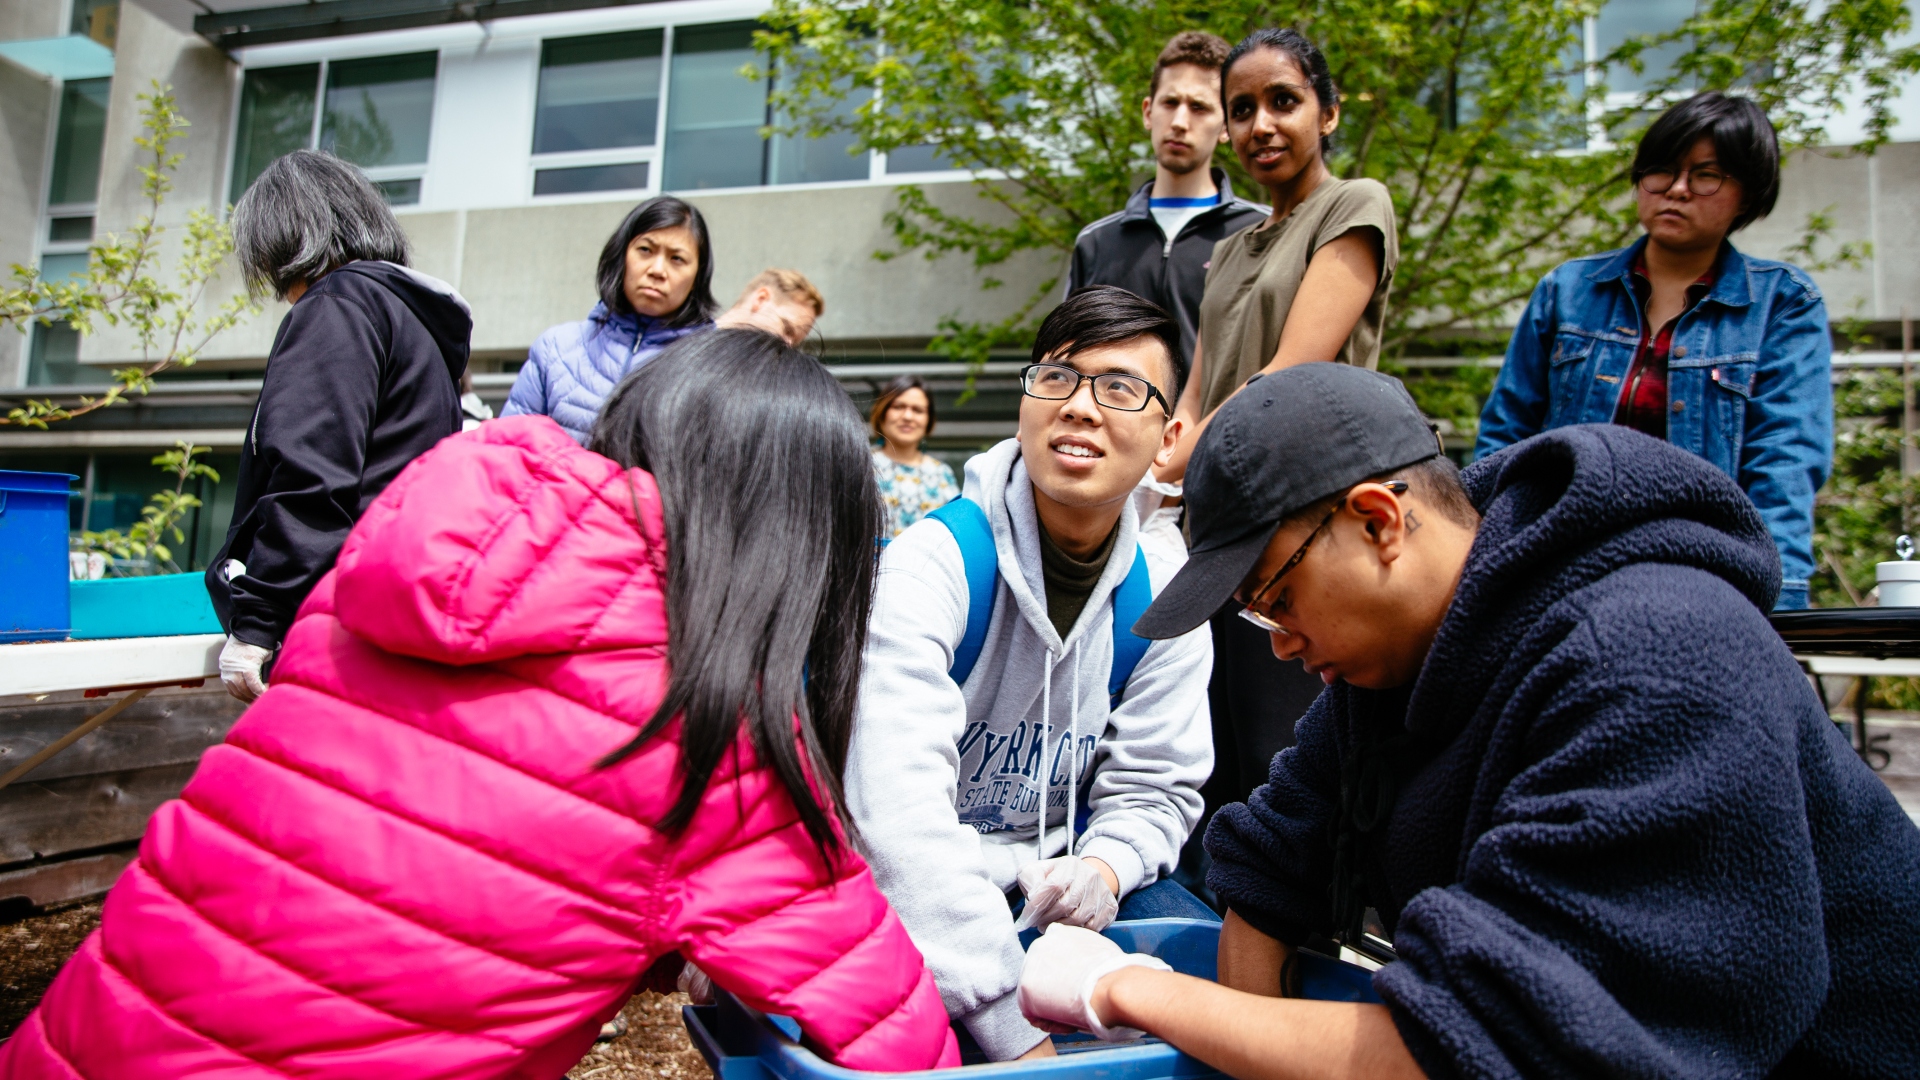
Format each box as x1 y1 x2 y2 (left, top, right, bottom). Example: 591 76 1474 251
1065 660 1080 859
1037 648 1052 866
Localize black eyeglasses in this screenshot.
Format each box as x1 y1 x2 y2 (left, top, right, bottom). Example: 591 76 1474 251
1238 481 1409 634
1021 362 1171 414
1638 164 1729 197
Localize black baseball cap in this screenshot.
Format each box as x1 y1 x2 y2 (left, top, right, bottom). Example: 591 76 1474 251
1135 364 1443 639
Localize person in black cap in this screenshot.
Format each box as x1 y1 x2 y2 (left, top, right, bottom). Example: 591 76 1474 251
1014 362 1920 1078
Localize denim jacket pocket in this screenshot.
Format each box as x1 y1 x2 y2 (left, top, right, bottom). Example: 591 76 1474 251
1699 357 1757 472
1547 333 1597 423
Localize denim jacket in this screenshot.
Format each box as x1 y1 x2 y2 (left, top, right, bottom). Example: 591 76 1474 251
1477 238 1832 609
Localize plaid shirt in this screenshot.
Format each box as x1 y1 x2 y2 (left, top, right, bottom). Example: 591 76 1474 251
1615 250 1720 439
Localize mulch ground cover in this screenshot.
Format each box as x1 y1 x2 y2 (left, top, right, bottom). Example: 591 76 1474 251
1 901 101 1040
0 900 710 1080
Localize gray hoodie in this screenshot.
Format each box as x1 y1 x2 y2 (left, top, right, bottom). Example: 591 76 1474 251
847 438 1214 1060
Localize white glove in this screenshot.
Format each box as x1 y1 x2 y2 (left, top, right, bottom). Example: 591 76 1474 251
219 637 272 703
677 961 714 1005
1013 856 1118 932
1018 924 1170 1042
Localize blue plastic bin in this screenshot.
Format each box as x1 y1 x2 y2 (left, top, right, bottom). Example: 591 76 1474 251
0 470 77 643
681 918 1382 1080
70 572 223 639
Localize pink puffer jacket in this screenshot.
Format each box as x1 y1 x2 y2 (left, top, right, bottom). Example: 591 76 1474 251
2 416 959 1079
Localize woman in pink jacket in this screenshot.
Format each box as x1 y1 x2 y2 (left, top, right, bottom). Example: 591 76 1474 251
3 329 960 1079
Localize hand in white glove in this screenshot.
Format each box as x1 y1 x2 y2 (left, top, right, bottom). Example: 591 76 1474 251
677 961 714 1005
219 637 272 703
1018 923 1170 1042
1013 855 1118 932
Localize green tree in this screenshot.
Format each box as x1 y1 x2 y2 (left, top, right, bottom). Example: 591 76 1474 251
2 83 257 427
758 0 1917 371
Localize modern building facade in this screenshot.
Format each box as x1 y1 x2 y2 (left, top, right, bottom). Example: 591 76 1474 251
1 0 1917 569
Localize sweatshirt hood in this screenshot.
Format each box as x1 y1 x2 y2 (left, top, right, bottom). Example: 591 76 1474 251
333 261 473 386
330 414 668 665
1404 424 1778 741
960 438 1142 653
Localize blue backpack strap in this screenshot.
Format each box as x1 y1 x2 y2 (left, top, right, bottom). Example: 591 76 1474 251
1108 545 1153 705
927 498 998 686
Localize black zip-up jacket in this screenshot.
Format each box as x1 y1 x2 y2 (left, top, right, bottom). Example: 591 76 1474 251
1065 169 1268 378
208 261 470 648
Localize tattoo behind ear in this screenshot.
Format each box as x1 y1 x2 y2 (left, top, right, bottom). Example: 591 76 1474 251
1405 510 1423 534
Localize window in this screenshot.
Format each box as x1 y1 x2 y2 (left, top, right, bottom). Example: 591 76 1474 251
1593 0 1696 95
768 63 871 185
27 253 90 386
230 65 317 203
322 53 437 172
886 143 957 174
47 78 110 207
32 75 110 386
535 30 663 153
529 30 664 197
70 0 118 47
664 23 767 191
534 161 651 196
229 52 437 207
657 23 885 192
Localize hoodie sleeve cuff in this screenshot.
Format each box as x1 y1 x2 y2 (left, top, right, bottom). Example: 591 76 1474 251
1078 836 1148 898
962 990 1050 1061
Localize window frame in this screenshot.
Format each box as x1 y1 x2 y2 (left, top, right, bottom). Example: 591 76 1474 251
25 72 109 387
224 52 440 209
223 3 977 212
526 25 672 202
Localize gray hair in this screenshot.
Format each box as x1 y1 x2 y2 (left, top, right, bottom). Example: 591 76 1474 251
231 150 410 300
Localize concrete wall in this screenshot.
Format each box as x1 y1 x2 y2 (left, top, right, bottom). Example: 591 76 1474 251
1740 142 1920 326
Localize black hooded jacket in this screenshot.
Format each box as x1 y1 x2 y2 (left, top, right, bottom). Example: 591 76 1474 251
1207 425 1920 1078
1065 168 1267 378
208 261 470 648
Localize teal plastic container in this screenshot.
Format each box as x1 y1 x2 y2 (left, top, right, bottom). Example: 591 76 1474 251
0 470 77 643
70 572 223 639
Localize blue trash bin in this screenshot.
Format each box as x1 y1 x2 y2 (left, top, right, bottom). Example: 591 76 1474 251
680 918 1383 1080
0 470 77 643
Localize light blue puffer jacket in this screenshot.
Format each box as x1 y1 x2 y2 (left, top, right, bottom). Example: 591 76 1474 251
501 302 712 443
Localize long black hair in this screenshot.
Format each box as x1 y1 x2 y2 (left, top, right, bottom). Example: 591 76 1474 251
596 195 719 328
588 328 882 859
1222 28 1339 155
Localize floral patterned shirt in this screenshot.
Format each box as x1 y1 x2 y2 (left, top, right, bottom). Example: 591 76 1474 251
873 449 959 541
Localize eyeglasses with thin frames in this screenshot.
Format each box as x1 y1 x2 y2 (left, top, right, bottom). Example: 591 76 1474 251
1238 481 1410 634
1021 362 1171 415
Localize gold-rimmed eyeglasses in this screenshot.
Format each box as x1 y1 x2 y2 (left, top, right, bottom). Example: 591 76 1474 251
1238 481 1409 634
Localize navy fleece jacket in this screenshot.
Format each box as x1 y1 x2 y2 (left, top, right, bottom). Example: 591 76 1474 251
1206 424 1920 1079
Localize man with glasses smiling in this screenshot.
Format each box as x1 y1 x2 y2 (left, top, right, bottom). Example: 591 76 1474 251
1011 362 1920 1079
847 286 1216 1062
